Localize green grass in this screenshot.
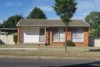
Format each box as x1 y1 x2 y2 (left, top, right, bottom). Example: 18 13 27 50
0 49 100 58
0 45 100 58
0 44 64 48
0 46 100 58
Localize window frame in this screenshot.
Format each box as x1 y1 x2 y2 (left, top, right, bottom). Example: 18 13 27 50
53 28 65 42
39 28 45 42
72 28 84 42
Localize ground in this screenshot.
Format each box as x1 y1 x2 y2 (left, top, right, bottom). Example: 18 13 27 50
0 45 100 59
0 58 100 67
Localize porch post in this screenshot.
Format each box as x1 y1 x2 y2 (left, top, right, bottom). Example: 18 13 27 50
45 27 47 44
17 27 20 46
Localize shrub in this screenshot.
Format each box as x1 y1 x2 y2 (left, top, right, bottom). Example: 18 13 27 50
45 43 50 46
65 40 75 46
13 35 17 44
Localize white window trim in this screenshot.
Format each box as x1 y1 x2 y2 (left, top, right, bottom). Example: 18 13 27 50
53 28 65 42
72 28 84 42
39 27 45 42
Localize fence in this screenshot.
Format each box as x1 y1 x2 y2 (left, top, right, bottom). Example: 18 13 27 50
0 35 15 45
89 37 100 47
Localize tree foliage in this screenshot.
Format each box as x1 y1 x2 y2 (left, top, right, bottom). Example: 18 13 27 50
85 12 100 37
27 7 47 19
53 0 77 52
0 15 22 34
0 15 22 28
13 35 18 44
53 0 77 24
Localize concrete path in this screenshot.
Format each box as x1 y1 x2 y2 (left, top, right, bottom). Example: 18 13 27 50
0 48 38 50
0 48 65 51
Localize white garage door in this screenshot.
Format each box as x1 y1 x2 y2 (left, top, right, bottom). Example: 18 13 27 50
20 27 39 43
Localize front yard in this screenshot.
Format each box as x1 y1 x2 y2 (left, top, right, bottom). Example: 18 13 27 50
0 45 100 59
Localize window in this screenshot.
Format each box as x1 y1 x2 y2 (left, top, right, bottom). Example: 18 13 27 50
53 28 65 42
39 28 45 42
72 28 83 42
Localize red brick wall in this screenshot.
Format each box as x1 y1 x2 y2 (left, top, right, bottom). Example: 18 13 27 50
45 28 53 45
67 27 89 46
45 28 49 44
74 27 89 46
17 27 22 47
47 27 64 46
18 27 89 46
17 27 20 44
67 28 72 40
47 27 89 46
83 27 89 46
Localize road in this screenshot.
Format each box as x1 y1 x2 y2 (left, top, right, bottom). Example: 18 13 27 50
0 58 100 67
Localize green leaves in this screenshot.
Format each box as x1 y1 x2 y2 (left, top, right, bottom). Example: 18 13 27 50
53 0 77 52
85 12 100 37
1 15 22 28
27 7 47 19
53 0 77 24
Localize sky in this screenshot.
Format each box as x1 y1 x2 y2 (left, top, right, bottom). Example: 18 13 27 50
0 0 100 23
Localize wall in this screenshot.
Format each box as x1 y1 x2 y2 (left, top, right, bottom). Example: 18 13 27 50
0 35 15 44
83 27 89 46
48 27 89 46
19 27 45 43
89 37 100 47
68 27 89 46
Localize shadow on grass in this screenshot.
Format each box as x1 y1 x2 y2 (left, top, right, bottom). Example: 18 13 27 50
90 49 100 52
44 62 100 67
0 40 5 45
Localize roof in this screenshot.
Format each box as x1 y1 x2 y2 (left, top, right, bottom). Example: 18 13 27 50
17 19 90 27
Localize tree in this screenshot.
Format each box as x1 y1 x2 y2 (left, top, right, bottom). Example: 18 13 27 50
27 7 47 19
0 15 22 34
0 23 4 28
2 15 22 28
85 12 100 37
53 0 77 52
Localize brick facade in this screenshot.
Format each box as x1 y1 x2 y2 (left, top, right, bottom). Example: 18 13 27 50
46 27 89 46
17 27 20 44
18 27 89 47
83 27 89 46
17 27 20 46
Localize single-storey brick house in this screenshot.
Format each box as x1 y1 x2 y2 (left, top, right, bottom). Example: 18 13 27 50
17 19 90 46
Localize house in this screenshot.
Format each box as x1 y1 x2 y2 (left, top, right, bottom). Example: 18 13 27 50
17 19 90 46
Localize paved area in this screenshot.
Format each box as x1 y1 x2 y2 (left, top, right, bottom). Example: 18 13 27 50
0 48 38 50
0 58 100 67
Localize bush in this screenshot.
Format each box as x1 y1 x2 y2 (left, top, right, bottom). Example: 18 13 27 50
13 35 17 44
45 43 50 46
65 40 75 46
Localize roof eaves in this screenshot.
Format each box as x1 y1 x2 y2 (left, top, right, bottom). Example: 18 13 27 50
16 19 23 27
82 20 90 27
68 26 89 27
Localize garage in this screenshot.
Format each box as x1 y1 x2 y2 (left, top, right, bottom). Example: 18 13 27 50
20 27 40 43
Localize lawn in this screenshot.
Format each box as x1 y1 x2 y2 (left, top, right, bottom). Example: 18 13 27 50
0 44 63 48
0 45 100 59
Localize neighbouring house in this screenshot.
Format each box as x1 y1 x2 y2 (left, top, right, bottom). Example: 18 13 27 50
17 19 90 46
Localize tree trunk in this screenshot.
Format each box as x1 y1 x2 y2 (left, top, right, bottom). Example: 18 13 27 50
65 25 68 52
